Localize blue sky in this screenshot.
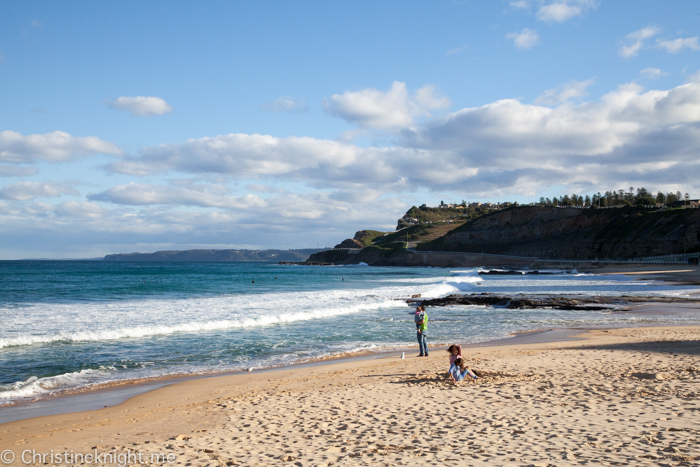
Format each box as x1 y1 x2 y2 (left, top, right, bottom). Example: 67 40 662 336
1 1 699 258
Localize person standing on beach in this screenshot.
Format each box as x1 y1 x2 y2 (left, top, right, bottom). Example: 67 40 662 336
416 306 428 356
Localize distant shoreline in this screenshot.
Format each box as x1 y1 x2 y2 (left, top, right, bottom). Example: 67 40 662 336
103 248 324 262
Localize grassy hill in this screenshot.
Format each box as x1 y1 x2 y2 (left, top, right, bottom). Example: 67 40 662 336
310 204 700 265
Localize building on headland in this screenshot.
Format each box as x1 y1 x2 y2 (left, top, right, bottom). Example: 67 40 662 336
667 199 700 208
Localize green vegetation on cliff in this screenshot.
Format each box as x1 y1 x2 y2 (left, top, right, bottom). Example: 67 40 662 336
377 222 465 246
354 230 385 247
419 205 700 258
310 202 700 265
398 204 496 229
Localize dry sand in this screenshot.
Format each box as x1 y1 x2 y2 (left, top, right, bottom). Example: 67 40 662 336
1 326 699 466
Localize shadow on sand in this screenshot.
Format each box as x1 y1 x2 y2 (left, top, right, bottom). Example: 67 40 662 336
569 339 700 356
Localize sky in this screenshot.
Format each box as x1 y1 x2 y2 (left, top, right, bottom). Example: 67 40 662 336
1 0 700 259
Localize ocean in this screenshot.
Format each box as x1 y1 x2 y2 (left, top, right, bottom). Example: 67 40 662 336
1 260 699 407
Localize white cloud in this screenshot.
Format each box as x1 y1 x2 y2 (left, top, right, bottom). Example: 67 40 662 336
102 81 700 199
324 81 451 130
88 183 267 209
536 0 598 23
0 181 79 201
106 133 361 178
0 80 700 258
0 130 121 164
9 79 700 257
535 78 595 105
0 190 410 257
52 201 107 219
688 69 700 83
619 26 660 58
509 1 530 9
657 36 700 54
31 20 42 28
506 28 540 49
0 164 39 177
413 85 452 111
399 81 700 194
640 68 665 79
245 183 288 194
446 45 467 56
260 96 308 113
107 96 173 117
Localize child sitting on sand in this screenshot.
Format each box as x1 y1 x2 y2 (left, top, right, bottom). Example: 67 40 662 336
449 357 478 383
447 344 462 365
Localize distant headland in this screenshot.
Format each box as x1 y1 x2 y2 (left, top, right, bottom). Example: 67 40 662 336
104 248 323 262
305 187 700 268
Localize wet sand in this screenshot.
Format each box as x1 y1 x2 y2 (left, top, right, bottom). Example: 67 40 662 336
1 326 699 466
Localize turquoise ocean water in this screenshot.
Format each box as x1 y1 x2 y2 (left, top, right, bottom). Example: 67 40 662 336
1 260 698 406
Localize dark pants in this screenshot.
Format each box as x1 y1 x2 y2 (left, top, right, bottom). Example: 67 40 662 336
417 331 428 356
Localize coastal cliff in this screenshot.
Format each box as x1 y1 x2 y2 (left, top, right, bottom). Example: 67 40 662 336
431 206 700 258
307 206 700 266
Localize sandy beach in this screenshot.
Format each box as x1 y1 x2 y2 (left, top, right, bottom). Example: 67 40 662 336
1 324 699 466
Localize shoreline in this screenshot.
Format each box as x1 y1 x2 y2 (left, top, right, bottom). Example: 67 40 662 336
0 325 592 424
0 315 695 425
2 265 699 424
1 324 698 466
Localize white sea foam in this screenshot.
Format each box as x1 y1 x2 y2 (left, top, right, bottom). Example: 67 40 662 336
0 339 406 406
419 269 481 298
0 269 497 351
0 293 399 349
0 368 117 403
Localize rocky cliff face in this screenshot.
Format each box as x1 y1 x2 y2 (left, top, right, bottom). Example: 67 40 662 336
434 206 700 258
307 206 700 266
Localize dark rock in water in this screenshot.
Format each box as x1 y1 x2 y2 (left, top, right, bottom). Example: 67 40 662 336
478 270 522 275
410 293 700 311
